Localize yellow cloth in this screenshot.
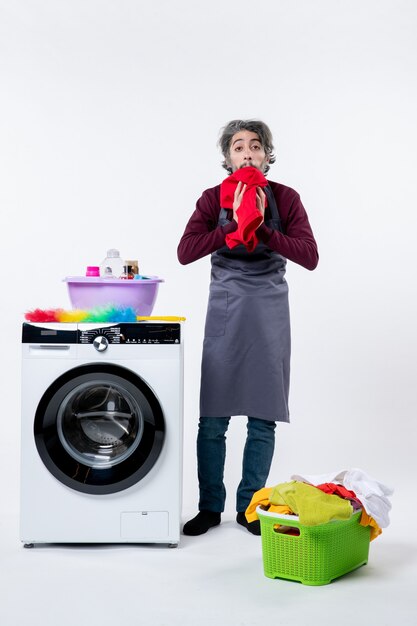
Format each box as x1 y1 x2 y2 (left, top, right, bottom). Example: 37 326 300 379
270 481 353 526
245 487 271 522
245 487 292 523
360 510 382 541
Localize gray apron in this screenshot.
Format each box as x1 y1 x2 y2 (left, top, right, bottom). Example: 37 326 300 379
200 186 290 423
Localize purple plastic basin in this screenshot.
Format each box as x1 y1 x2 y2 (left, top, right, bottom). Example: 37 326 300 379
63 276 163 315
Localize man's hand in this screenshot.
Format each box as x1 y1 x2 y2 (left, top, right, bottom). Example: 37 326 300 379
232 183 265 224
256 187 266 223
232 181 247 223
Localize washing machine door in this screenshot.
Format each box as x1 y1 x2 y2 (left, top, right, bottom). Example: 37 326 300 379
34 364 165 494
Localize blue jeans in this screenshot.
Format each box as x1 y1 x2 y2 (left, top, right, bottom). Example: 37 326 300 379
197 416 276 513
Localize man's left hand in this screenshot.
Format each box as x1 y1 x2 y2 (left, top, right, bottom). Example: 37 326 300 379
256 187 266 222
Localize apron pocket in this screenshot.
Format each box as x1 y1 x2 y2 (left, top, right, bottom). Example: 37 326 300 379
204 291 228 337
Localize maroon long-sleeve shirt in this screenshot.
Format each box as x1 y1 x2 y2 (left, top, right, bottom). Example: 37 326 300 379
177 181 319 270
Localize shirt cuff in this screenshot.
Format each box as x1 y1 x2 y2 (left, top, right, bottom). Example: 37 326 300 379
222 220 238 234
256 223 273 242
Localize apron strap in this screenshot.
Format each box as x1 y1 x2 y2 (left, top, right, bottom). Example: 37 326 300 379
264 186 283 233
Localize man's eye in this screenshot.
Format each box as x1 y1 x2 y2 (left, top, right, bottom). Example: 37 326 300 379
252 144 261 150
235 146 243 151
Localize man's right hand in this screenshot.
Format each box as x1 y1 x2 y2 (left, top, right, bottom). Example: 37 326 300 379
232 182 247 222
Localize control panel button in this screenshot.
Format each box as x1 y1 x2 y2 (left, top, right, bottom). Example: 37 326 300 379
93 336 109 352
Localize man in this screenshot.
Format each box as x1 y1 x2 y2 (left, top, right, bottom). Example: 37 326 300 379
177 120 318 536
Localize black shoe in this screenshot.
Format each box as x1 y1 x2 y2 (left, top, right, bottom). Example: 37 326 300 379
236 512 261 535
183 511 221 536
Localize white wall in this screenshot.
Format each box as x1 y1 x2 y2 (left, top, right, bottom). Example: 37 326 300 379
1 0 416 516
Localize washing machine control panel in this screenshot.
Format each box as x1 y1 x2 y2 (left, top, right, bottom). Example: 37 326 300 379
22 323 181 345
78 323 181 345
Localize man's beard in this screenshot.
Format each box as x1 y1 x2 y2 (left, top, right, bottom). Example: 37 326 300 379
238 161 265 172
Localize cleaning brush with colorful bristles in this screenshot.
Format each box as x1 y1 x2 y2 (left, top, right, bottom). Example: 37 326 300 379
25 307 185 323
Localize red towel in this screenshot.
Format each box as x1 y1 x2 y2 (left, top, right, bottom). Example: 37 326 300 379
220 166 268 252
316 483 363 509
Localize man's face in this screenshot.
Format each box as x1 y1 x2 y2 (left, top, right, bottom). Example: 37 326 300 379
227 130 269 173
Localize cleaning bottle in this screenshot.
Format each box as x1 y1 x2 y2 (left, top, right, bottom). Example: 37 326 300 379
86 266 100 277
120 264 134 280
100 249 124 278
102 266 114 278
125 259 139 275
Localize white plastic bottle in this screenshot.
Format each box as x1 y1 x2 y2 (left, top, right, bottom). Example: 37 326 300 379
100 249 124 278
102 266 114 278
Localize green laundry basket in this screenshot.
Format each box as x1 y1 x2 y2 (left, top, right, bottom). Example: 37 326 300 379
257 507 371 585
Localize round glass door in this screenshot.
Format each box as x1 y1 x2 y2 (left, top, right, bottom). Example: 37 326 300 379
56 381 144 468
34 364 165 494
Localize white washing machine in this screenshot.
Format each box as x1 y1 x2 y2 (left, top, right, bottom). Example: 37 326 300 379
20 321 183 547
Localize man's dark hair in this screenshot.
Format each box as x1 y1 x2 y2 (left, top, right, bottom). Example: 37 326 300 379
218 119 276 174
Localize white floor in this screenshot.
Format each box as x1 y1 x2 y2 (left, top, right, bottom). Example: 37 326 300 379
1 499 416 626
